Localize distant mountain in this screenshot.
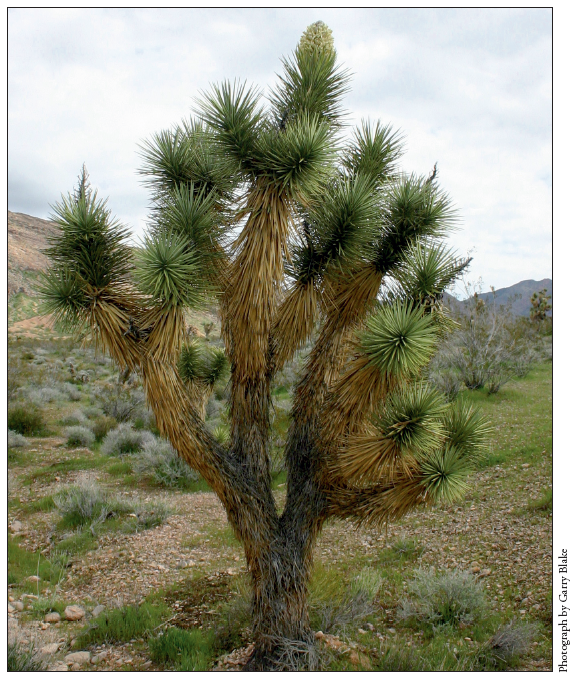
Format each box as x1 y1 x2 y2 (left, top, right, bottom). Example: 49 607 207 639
445 279 552 317
8 211 57 296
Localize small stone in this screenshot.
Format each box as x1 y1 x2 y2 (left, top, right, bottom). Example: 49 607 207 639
10 520 23 533
314 631 324 639
479 569 492 578
471 566 481 574
40 642 61 656
45 611 61 623
366 623 374 631
64 605 85 621
65 651 91 665
521 463 530 468
143 660 152 669
91 605 105 618
41 623 50 630
520 609 527 615
358 628 367 634
8 604 15 614
388 628 396 634
27 575 41 583
8 595 14 602
71 663 81 671
464 637 472 642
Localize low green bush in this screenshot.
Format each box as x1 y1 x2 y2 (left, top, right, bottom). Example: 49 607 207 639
132 437 200 488
398 568 487 630
8 429 29 448
65 425 96 448
8 404 45 435
101 423 154 456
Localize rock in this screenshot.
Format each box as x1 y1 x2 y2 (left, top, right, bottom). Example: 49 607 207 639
349 651 372 670
177 559 195 569
50 664 69 672
143 660 152 669
521 463 530 468
8 604 15 614
40 642 61 657
91 605 105 618
65 651 91 665
358 628 367 634
479 569 492 578
314 631 324 640
27 575 41 583
8 595 14 602
64 605 85 621
71 663 81 671
45 611 61 623
388 628 396 634
10 520 23 533
91 652 107 664
12 601 24 611
471 566 480 574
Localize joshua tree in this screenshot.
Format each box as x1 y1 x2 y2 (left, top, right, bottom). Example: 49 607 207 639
530 288 552 323
40 22 490 670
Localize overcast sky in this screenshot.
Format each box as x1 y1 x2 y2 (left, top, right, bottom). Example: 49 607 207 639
8 7 552 293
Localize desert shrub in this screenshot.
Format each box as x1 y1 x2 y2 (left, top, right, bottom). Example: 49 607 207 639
7 642 47 672
438 285 539 394
83 406 103 419
53 481 133 528
101 423 155 456
97 384 146 423
90 415 118 442
132 437 200 488
27 386 65 405
125 502 172 531
8 404 45 435
474 620 537 670
428 369 461 401
8 429 29 448
310 567 382 633
61 409 88 425
398 568 486 629
65 425 96 448
60 382 83 401
149 627 213 671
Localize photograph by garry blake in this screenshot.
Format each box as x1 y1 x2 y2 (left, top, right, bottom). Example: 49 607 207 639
6 7 554 673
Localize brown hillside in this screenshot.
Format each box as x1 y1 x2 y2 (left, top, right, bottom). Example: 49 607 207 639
8 211 58 295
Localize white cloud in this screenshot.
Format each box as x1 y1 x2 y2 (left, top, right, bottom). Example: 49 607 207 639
8 7 551 291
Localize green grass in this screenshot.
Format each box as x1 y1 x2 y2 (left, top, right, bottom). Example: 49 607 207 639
528 487 552 512
23 455 109 484
462 363 552 469
8 536 62 586
149 627 214 671
75 602 170 647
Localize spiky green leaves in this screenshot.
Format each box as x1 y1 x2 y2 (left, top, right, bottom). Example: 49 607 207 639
178 341 229 387
372 175 457 275
342 120 404 188
289 174 381 284
37 269 89 331
138 122 237 207
197 81 264 173
360 301 437 378
256 114 334 196
419 447 471 504
442 400 491 462
46 192 133 291
377 382 447 457
135 232 202 308
394 242 470 305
